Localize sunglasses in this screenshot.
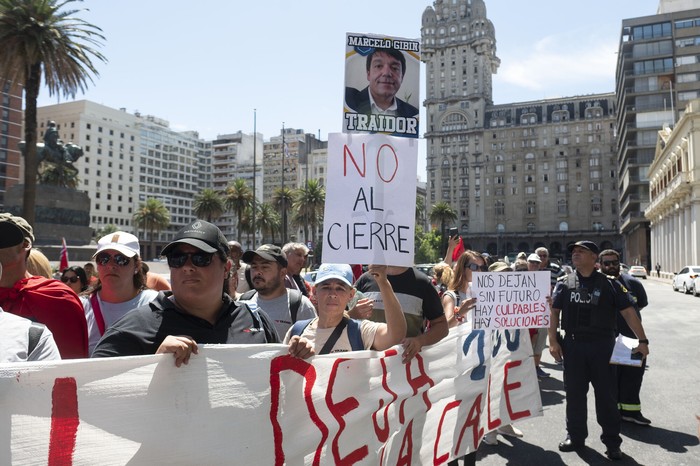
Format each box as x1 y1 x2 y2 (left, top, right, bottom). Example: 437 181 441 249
601 260 620 266
167 251 215 268
465 263 489 272
95 252 131 267
61 276 80 284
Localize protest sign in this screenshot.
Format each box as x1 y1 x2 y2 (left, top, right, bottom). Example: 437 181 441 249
322 132 418 266
343 33 420 138
0 326 540 465
471 271 551 330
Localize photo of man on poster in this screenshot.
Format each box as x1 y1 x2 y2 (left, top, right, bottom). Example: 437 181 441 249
343 33 420 138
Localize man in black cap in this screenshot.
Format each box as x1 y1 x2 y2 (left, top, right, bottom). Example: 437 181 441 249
548 240 650 460
240 244 316 338
0 213 88 358
93 221 312 364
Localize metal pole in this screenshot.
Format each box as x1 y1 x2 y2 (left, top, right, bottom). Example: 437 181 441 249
252 109 257 249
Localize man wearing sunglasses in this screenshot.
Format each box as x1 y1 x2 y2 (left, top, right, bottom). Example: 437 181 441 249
549 241 649 460
92 220 312 365
599 249 651 426
0 213 88 358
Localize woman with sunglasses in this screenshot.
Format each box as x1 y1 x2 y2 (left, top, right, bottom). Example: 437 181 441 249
61 266 89 295
82 232 158 355
442 250 487 328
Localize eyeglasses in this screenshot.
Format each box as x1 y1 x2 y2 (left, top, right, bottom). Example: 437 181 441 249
537 254 548 258
601 260 620 266
465 263 489 272
167 251 215 268
95 252 131 267
61 276 80 284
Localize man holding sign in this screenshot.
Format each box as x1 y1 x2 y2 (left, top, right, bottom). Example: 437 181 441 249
548 240 649 461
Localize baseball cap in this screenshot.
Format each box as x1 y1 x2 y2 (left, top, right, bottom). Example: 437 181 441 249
527 253 541 263
314 263 354 287
568 240 599 255
242 244 287 267
93 232 141 258
0 213 35 247
488 261 512 272
161 220 230 257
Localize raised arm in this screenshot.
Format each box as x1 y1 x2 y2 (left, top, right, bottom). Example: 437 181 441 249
369 265 407 351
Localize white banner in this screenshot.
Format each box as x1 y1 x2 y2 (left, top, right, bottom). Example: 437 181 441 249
0 326 541 465
472 271 551 330
322 132 418 267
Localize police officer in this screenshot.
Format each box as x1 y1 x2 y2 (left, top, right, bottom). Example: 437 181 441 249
599 248 651 426
548 241 649 461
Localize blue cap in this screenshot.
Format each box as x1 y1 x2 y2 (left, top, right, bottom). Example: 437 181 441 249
314 263 354 287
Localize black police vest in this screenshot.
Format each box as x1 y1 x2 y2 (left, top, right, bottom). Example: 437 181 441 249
560 271 617 337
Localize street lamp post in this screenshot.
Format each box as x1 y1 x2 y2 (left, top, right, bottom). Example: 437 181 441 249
281 123 287 244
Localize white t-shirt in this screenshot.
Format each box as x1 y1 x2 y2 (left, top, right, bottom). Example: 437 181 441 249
82 289 159 355
283 317 382 353
0 309 61 362
248 290 316 338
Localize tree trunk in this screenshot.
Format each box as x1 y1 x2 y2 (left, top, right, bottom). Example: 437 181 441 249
22 63 43 225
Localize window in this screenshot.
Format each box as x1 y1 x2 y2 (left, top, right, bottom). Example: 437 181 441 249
557 199 567 214
526 201 536 215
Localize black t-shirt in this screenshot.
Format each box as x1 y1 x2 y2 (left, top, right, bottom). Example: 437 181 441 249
616 274 648 338
552 270 634 339
92 291 279 358
354 267 444 337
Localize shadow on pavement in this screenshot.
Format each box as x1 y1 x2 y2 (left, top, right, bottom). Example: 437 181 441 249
622 422 700 454
476 437 568 465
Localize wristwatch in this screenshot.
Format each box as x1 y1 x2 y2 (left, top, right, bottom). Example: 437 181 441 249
638 339 649 344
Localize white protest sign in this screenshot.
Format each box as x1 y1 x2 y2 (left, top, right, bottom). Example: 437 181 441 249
0 327 540 465
471 271 551 330
322 132 417 266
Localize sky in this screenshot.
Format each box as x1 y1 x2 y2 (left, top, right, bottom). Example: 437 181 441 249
37 0 662 178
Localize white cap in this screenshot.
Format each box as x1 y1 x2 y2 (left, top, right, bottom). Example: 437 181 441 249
527 253 541 263
93 232 140 258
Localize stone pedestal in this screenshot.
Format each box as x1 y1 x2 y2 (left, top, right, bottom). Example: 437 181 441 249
5 184 93 246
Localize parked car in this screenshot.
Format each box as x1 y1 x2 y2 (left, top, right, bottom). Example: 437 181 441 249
620 263 630 275
628 265 648 279
303 271 318 284
415 263 436 277
671 265 700 294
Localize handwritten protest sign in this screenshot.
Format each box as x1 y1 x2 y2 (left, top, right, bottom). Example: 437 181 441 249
343 33 420 138
0 326 540 465
472 271 551 330
322 132 418 266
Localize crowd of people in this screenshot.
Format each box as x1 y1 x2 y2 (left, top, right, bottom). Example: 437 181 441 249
0 211 657 461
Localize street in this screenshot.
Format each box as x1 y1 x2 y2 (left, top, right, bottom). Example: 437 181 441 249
471 277 700 465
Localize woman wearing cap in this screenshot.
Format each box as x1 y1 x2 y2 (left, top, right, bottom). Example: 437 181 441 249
284 264 406 354
82 232 158 354
442 250 487 328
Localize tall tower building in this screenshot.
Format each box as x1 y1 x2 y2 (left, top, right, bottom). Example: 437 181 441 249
615 2 700 268
0 81 23 209
422 0 621 259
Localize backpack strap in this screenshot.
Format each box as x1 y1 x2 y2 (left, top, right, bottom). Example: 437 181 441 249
27 322 45 355
288 289 302 323
240 289 257 301
346 318 364 351
290 318 313 339
318 318 348 355
90 293 107 336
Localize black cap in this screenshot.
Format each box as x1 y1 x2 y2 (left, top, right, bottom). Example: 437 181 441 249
160 220 229 257
242 244 288 267
568 240 599 255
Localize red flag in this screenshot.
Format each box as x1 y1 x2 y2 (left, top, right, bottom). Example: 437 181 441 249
452 237 465 262
59 237 69 271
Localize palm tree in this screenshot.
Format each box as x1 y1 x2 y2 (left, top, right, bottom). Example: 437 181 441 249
224 179 253 239
133 198 170 259
0 0 106 224
429 201 457 237
272 186 294 244
257 202 280 244
193 188 224 222
293 180 325 245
